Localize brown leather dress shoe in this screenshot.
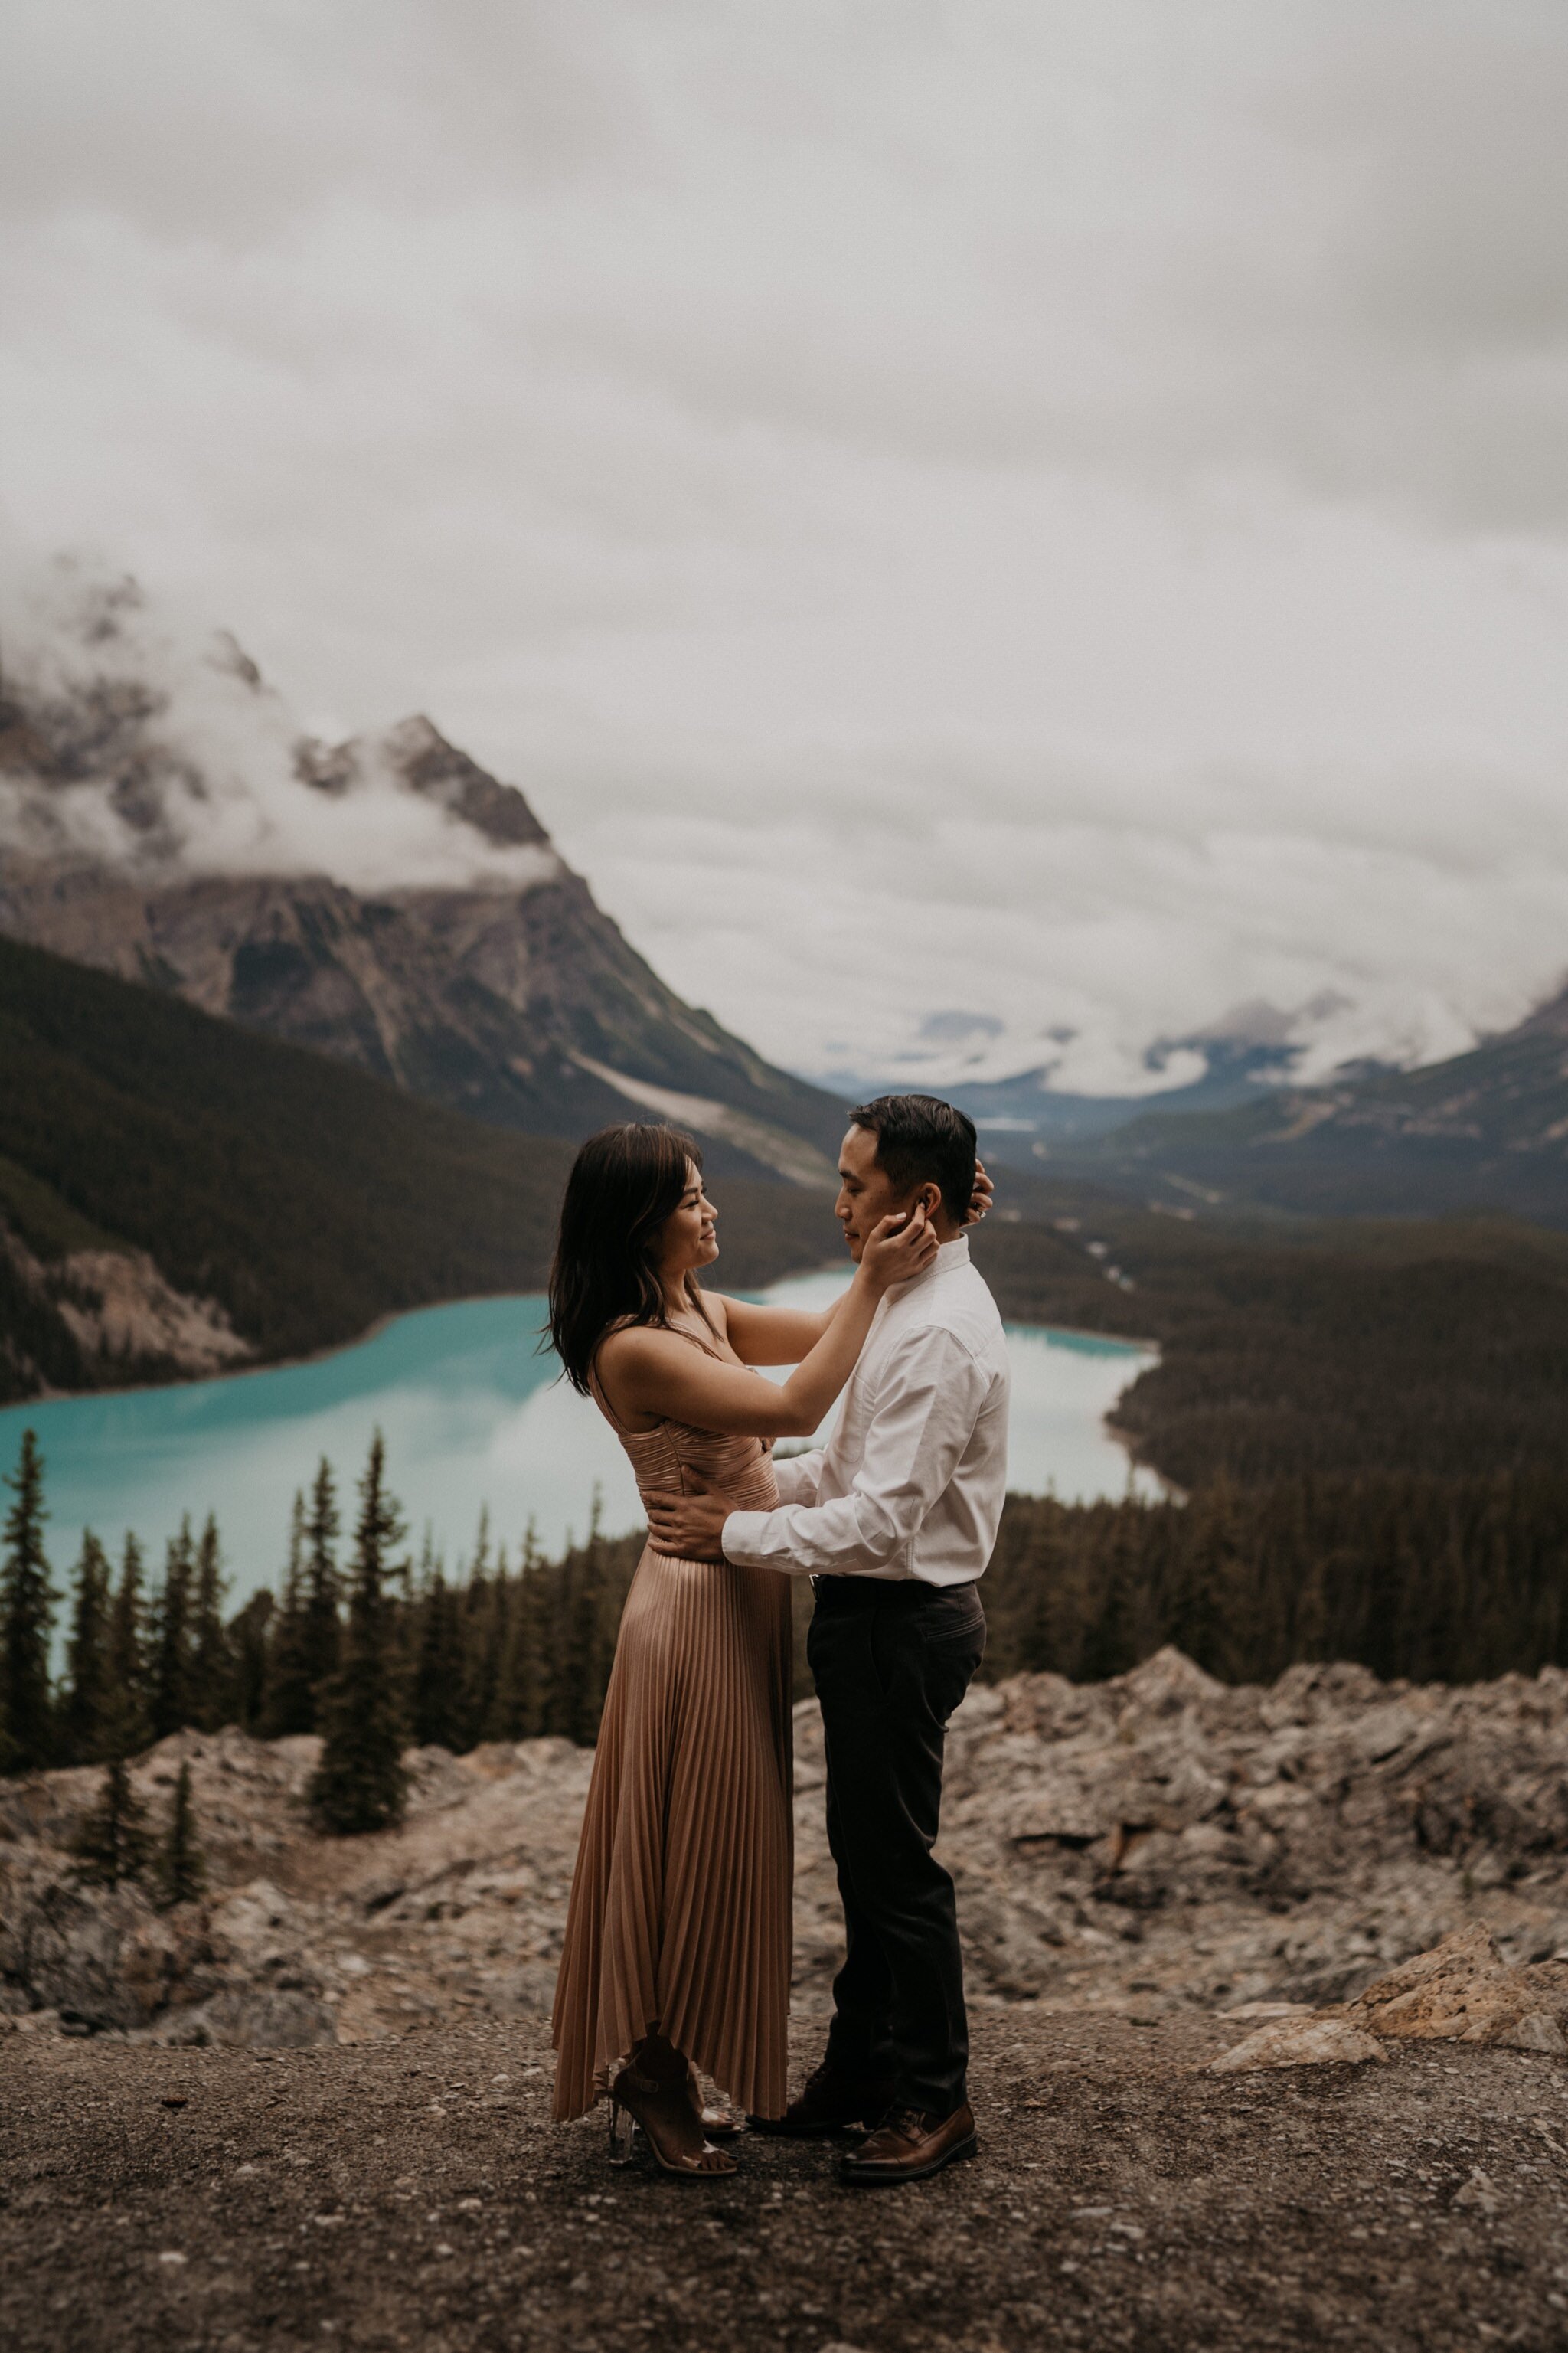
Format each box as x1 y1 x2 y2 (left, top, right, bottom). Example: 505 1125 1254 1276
747 2061 897 2138
837 2102 978 2185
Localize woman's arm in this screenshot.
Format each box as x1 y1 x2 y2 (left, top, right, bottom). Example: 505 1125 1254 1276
710 1295 838 1366
598 1210 936 1438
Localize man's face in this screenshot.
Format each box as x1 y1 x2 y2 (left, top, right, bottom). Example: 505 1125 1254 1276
835 1123 923 1262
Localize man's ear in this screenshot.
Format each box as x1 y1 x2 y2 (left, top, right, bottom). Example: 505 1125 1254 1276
913 1181 941 1219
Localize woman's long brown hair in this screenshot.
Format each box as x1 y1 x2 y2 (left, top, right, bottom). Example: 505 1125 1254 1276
547 1123 715 1394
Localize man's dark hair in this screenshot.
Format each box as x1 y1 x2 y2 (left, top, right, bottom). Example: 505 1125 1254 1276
848 1094 977 1230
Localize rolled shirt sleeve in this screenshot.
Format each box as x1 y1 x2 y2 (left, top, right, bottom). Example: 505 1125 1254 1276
723 1327 989 1579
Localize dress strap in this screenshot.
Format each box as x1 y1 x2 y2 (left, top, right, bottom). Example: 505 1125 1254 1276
590 1316 732 1430
665 1324 730 1364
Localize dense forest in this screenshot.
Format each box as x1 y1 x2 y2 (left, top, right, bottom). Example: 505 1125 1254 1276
971 1205 1568 1489
8 1415 1568 1815
0 1427 645 1824
0 934 835 1405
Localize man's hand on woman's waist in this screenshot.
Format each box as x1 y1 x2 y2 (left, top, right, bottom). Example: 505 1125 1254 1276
645 1480 733 1563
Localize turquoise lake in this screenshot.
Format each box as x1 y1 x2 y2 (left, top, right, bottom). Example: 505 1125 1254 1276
0 1267 1159 1603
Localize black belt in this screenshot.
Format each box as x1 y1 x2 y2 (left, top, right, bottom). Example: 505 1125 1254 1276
809 1575 981 1609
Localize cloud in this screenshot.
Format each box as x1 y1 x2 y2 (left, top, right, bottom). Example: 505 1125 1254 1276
1 4 1566 1087
0 561 560 895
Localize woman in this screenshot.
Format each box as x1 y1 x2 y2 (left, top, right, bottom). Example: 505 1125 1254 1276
547 1120 937 2176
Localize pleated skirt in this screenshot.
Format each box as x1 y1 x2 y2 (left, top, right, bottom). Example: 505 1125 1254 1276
550 1544 795 2122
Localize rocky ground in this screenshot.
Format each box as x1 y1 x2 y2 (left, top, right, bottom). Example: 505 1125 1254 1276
8 1646 1568 2047
6 1648 1568 2346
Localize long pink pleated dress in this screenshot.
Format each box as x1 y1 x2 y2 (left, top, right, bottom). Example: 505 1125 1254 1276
550 1335 794 2123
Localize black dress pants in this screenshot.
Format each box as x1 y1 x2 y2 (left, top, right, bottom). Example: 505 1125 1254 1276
806 1574 986 2118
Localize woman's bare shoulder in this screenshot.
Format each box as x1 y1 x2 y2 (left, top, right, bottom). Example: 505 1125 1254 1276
596 1322 665 1364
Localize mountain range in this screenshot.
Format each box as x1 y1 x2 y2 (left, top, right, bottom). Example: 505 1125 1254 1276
876 1032 1298 1162
0 598 841 1186
1047 983 1568 1226
2 573 1565 1241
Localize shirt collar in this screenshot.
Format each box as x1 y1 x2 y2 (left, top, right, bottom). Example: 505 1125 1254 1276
889 1231 970 1296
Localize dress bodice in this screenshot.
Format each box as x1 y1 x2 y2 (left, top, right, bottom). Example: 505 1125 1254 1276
609 1414 781 1515
591 1326 781 1516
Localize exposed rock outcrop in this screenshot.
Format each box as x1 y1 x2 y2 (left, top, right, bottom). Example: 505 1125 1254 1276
6 1651 1568 2050
1349 1923 1568 2054
1208 2015 1389 2073
0 1221 252 1393
7 1226 250 1377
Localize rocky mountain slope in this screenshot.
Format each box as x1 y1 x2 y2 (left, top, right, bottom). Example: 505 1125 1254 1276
1063 984 1568 1224
0 933 830 1404
0 578 840 1183
8 1648 1568 2050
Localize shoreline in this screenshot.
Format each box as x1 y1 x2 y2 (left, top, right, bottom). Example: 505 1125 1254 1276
3 1275 1170 1552
0 1286 559 1418
5 1261 1159 1421
1004 1316 1159 1354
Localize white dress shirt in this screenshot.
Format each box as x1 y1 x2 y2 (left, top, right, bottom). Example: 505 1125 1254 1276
721 1233 1010 1586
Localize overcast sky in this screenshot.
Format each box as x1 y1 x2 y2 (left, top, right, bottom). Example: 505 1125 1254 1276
3 2 1567 1090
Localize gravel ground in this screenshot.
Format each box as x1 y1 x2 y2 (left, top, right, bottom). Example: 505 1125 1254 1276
6 2008 1568 2351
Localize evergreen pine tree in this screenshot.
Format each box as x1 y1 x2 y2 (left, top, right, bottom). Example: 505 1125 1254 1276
263 1492 316 1736
1080 1500 1140 1683
553 1493 614 1746
502 1522 548 1740
309 1432 409 1834
188 1515 232 1730
149 1521 196 1740
227 1590 274 1731
107 1534 151 1755
70 1753 151 1886
155 1759 206 1908
1 1428 57 1774
547 1545 584 1741
302 1457 341 1700
59 1530 114 1765
410 1572 467 1749
1015 1503 1072 1677
454 1509 495 1749
1167 1479 1243 1678
459 1514 515 1747
479 1557 514 1744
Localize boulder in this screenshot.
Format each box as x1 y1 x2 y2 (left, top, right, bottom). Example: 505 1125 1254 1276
0 1853 215 2030
1452 2167 1502 2216
1210 2016 1389 2074
181 1985 338 2049
1348 1923 1568 2049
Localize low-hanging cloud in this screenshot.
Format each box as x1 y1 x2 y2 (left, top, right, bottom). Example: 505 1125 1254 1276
0 562 561 897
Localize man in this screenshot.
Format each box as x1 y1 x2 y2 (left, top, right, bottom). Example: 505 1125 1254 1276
645 1094 1009 2187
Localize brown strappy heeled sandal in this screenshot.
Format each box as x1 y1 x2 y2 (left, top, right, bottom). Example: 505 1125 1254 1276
608 2061 738 2178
